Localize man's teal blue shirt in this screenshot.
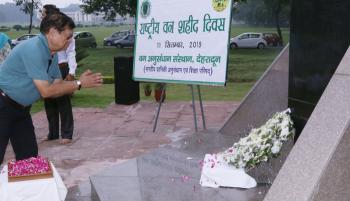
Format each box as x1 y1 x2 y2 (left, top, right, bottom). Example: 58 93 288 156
0 34 61 106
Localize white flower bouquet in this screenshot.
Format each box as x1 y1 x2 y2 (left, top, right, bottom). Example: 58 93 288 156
221 108 295 169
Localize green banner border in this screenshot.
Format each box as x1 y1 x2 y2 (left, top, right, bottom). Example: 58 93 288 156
133 0 233 87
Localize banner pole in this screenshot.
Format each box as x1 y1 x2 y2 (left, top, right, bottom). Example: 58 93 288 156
153 84 166 132
190 85 198 132
197 85 207 129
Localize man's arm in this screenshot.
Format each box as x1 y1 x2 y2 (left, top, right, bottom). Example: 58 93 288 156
33 70 103 98
33 79 78 98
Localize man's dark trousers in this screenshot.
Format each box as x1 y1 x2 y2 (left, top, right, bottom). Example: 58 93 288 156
44 64 73 140
0 96 38 164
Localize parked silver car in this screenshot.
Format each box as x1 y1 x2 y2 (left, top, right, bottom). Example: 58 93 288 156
230 32 267 49
113 34 135 48
11 34 38 47
103 30 131 46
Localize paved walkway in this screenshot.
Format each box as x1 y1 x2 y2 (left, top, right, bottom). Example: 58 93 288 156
3 101 238 193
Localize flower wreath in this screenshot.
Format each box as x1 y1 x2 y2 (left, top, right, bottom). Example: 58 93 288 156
220 109 295 169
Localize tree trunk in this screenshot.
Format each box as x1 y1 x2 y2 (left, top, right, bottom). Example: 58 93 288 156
28 0 33 34
274 1 283 45
28 13 33 34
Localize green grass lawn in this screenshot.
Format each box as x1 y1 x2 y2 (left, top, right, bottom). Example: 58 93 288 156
4 25 289 113
31 82 254 113
76 48 133 76
76 46 284 83
228 48 284 82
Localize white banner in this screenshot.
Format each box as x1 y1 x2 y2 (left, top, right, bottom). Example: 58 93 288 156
133 0 232 86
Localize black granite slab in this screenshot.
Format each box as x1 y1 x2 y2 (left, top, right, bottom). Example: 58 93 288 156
91 130 271 201
288 0 350 138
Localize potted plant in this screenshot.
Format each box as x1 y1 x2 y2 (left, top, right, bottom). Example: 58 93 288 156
154 83 166 102
142 83 152 96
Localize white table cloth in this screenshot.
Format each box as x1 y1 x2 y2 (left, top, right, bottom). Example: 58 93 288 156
0 162 67 201
199 154 257 189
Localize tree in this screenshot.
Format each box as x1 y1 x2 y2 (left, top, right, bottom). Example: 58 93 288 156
80 0 137 20
233 0 290 45
81 0 243 21
233 0 267 26
262 0 289 45
14 0 41 34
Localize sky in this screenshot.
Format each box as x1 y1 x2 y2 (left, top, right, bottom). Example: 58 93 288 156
0 0 82 8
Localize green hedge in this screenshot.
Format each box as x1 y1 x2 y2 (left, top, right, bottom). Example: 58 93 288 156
0 28 10 32
75 75 114 84
103 76 114 84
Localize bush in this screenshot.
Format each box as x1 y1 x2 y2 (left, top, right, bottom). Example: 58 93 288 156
154 82 166 90
102 76 114 84
13 25 22 31
76 46 89 68
0 28 10 32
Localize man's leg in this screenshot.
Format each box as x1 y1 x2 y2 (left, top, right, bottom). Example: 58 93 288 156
44 98 59 140
0 99 11 164
10 110 38 161
0 132 10 165
58 63 73 144
58 94 74 140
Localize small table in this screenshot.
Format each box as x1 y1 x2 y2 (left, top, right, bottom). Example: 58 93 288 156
0 162 67 201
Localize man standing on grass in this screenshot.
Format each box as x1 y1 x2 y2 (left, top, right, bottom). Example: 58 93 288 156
41 4 77 144
0 12 103 164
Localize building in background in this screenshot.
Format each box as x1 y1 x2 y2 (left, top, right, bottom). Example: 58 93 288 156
0 3 135 26
62 10 134 25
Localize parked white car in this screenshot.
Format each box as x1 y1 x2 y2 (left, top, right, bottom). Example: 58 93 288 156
230 32 267 49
